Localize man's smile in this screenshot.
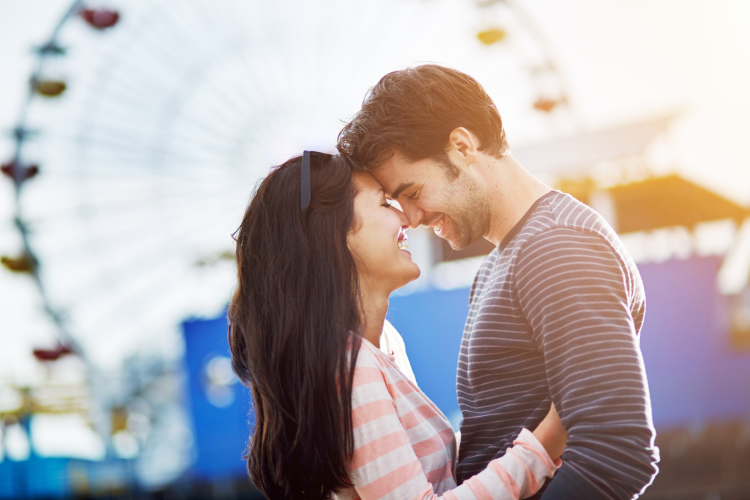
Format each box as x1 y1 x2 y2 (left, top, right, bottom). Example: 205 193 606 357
433 215 445 236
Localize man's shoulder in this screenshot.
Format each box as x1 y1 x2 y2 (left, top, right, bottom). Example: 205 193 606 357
508 192 645 312
471 191 631 300
506 191 623 258
470 193 568 294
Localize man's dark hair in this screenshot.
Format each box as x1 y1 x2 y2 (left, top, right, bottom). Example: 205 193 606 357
337 64 509 175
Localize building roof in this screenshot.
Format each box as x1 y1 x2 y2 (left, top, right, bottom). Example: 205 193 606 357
514 114 675 176
607 174 748 233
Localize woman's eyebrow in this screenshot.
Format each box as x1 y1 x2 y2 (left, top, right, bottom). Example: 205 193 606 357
391 181 414 200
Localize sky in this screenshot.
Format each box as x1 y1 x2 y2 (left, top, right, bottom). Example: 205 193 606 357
1 0 749 384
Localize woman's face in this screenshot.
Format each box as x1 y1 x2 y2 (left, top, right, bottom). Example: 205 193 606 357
348 171 421 292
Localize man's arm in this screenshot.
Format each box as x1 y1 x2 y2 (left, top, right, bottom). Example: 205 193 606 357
515 228 659 499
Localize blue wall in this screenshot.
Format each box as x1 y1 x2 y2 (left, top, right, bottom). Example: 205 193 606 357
638 256 750 428
386 257 750 429
179 290 473 481
386 287 470 426
0 456 132 498
182 314 253 481
180 256 750 480
0 456 69 498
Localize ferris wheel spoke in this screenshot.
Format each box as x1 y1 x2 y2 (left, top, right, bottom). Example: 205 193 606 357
51 118 243 166
148 1 224 59
38 189 240 261
67 56 263 146
120 3 222 79
46 202 237 312
82 127 236 164
72 81 259 159
77 260 227 355
10 0 577 384
53 141 231 173
202 2 278 117
28 185 241 227
131 0 275 131
32 188 244 240
212 2 296 113
43 153 256 181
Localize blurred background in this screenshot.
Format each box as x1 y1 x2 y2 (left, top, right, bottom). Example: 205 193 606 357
1 0 749 498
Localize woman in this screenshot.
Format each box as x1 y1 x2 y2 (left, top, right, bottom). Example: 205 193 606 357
228 152 566 500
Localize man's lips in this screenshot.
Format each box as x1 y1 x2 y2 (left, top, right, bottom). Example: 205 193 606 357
427 215 445 236
422 214 443 229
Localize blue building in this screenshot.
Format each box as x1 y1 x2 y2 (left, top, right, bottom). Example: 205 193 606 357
181 254 750 497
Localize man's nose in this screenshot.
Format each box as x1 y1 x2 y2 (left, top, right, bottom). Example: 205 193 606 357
403 203 423 229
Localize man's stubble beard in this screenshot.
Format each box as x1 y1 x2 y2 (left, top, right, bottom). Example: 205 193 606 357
443 172 489 251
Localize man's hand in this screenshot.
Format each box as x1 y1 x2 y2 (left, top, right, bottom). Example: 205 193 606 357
533 402 567 461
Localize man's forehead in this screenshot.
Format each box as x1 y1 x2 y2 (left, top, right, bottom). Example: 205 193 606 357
373 154 437 196
372 152 413 180
371 164 412 197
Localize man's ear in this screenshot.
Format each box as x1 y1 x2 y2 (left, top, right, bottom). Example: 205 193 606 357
447 127 478 167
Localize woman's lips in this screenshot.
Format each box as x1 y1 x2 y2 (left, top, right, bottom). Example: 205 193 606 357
397 228 409 250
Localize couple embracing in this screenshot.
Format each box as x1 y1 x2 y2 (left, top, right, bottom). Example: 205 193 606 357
228 65 659 500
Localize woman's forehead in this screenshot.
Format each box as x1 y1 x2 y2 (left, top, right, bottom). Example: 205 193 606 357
353 171 384 198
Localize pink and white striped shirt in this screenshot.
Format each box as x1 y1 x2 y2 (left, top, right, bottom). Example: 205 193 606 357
335 338 559 500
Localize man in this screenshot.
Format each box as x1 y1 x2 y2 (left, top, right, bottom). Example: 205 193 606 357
337 65 659 499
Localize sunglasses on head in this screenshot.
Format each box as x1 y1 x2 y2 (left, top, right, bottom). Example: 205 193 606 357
300 150 333 218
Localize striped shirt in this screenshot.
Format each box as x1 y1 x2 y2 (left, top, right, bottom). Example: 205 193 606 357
456 191 659 499
335 338 559 500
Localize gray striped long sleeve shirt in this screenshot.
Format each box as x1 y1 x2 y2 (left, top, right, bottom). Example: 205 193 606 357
456 191 659 499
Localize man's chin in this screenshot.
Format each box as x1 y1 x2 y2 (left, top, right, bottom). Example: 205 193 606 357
435 218 481 251
444 230 484 252
445 235 473 252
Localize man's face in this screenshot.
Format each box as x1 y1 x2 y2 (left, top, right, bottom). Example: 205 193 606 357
372 152 488 251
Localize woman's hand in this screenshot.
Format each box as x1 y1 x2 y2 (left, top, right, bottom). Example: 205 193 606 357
532 402 567 461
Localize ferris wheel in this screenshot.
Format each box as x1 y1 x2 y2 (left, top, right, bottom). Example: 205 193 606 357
3 0 576 372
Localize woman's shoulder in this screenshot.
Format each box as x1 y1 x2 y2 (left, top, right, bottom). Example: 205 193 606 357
349 334 418 396
347 339 395 403
352 336 389 371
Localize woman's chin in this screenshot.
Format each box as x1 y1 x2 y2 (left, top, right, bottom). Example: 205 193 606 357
410 262 421 281
395 262 421 289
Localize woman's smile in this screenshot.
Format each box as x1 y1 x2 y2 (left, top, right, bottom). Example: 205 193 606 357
348 171 420 291
397 228 409 251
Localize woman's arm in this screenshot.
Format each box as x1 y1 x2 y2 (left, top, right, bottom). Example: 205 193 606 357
347 348 559 500
532 403 567 461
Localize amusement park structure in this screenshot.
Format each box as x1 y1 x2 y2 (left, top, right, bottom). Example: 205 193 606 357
2 0 749 498
0 0 581 496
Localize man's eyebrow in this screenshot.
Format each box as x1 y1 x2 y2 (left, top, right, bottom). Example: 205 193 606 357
391 182 414 200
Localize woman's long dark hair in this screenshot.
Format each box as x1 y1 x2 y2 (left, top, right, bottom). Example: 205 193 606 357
228 153 363 499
